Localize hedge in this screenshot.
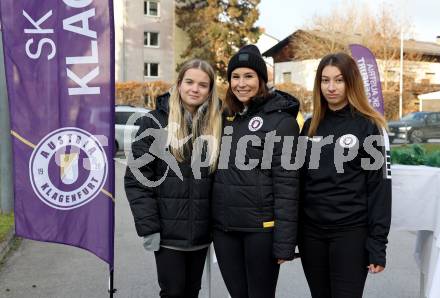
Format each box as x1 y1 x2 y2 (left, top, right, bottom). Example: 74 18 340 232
391 144 440 167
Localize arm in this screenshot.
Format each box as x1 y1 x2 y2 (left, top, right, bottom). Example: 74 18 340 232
124 116 161 237
271 116 300 261
364 125 392 268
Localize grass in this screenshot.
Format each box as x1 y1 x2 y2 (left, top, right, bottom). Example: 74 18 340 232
0 237 21 268
391 143 440 154
0 213 14 243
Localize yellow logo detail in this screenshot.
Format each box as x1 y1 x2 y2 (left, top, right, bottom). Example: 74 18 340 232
226 115 235 122
263 221 275 228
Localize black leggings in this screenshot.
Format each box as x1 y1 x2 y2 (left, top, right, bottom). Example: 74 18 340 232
213 229 280 298
154 247 208 298
298 224 369 298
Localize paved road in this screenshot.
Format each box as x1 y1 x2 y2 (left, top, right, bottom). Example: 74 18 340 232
0 157 420 298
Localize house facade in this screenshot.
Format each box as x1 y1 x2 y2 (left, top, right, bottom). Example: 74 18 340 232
114 0 183 83
263 30 440 91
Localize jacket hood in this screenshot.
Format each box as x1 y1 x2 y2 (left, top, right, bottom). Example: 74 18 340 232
155 92 170 114
262 90 300 117
242 90 300 118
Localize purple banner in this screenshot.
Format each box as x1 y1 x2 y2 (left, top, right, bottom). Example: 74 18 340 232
0 1 115 267
350 44 385 115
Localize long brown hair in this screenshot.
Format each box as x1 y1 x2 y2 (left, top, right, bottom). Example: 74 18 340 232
224 71 269 114
308 52 387 137
168 59 222 172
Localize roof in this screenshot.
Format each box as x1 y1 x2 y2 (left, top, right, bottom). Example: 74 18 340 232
418 91 440 100
262 34 293 57
262 29 440 57
115 105 151 113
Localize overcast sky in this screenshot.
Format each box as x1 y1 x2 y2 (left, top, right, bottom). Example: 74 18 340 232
256 0 440 43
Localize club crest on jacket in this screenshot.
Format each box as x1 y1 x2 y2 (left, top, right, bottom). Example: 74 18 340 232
248 116 263 132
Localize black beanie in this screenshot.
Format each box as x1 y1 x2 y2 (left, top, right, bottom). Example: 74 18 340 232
227 45 268 83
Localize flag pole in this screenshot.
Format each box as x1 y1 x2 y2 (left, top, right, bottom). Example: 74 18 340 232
399 1 405 119
109 267 116 297
0 24 14 214
109 0 116 296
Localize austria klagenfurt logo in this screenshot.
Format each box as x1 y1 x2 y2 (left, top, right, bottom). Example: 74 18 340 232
248 116 263 132
29 127 108 210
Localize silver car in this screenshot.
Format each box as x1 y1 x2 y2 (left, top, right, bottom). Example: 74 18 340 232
115 105 151 152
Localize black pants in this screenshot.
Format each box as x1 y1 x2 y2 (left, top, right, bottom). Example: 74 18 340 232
154 247 208 298
213 229 280 298
298 224 369 298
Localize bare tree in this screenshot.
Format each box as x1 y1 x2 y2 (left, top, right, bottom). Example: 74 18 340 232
290 0 422 92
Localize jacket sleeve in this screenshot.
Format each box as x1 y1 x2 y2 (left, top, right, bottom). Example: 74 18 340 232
124 116 161 237
364 125 392 267
271 115 300 260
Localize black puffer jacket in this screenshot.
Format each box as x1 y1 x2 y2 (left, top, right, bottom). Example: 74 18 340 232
212 90 300 260
124 93 212 248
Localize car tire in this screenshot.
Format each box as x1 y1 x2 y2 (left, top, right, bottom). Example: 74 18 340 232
409 129 424 144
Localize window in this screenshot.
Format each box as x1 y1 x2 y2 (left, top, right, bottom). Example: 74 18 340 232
144 63 159 77
427 113 440 125
144 32 159 47
144 1 159 16
283 72 292 83
425 72 435 83
115 112 134 125
385 69 396 81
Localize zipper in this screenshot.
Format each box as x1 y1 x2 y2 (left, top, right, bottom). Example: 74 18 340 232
256 166 264 227
189 174 193 246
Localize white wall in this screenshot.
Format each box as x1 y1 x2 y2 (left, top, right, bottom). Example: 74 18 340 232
114 0 124 82
256 33 279 68
274 60 319 91
115 0 175 83
274 59 440 91
377 60 440 84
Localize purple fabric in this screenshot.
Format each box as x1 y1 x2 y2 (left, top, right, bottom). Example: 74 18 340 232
0 0 115 267
350 44 385 115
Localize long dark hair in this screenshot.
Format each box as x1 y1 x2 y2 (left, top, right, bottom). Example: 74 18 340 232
308 52 387 136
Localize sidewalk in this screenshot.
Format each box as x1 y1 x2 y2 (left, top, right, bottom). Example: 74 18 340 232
0 160 421 297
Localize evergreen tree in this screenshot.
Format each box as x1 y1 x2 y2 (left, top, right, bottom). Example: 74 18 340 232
176 0 261 80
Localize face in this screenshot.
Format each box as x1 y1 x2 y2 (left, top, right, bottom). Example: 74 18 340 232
230 67 259 105
321 65 348 111
178 68 211 114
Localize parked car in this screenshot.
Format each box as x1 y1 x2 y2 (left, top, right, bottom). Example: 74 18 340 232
388 111 440 143
115 105 151 152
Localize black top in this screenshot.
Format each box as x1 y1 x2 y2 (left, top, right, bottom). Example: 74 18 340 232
212 90 301 260
300 105 392 266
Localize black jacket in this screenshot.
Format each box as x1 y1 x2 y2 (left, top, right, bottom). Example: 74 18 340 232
124 93 212 248
300 104 392 267
212 90 300 260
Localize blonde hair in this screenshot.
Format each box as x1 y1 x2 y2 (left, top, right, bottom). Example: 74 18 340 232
167 59 222 172
308 52 387 137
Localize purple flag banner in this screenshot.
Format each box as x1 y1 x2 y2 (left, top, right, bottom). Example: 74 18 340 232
350 44 385 115
0 1 115 267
